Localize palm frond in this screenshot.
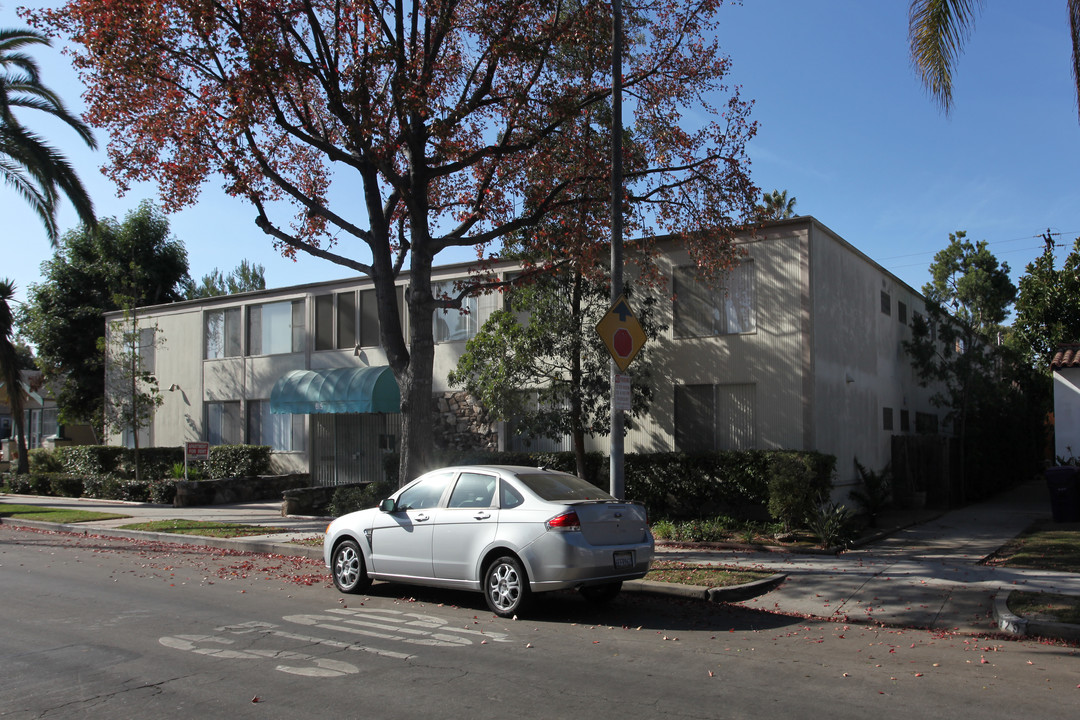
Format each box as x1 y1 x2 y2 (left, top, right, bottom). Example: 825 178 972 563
908 0 985 114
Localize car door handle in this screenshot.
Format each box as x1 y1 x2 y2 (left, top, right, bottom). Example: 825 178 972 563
473 512 491 520
414 513 430 522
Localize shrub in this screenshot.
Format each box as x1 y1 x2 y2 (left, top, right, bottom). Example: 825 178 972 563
82 474 123 500
49 474 85 498
206 445 272 478
122 447 185 480
149 480 178 505
8 474 31 494
805 502 856 549
62 446 125 477
766 451 835 531
28 472 54 496
28 448 64 473
849 458 892 526
328 481 394 517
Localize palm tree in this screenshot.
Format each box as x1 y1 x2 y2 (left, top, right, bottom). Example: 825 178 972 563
1 27 96 244
0 279 29 475
759 189 797 221
909 1 1080 122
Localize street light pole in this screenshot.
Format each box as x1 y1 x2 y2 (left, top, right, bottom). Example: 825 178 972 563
609 0 625 499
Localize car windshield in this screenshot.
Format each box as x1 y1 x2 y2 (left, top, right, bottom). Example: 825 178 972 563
513 472 614 502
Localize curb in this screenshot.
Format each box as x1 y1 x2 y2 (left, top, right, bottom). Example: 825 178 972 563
993 590 1080 642
624 572 787 604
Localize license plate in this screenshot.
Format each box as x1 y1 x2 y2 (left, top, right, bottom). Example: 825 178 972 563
613 550 634 569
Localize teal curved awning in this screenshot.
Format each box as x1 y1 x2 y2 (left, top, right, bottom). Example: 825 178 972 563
270 366 400 415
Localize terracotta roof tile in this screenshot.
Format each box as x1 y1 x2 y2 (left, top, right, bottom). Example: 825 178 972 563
1051 344 1080 370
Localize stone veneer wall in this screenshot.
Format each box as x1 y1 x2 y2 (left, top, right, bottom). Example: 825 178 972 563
433 391 499 452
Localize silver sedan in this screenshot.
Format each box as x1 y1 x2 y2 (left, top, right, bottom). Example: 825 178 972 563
324 465 654 617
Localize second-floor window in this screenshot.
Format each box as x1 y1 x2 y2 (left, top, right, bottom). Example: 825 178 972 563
433 280 478 342
673 261 756 337
205 307 241 359
248 300 304 356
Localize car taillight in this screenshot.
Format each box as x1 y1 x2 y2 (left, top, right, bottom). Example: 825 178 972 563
545 510 581 531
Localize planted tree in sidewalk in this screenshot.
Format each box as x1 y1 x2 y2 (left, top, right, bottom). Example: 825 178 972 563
449 268 664 480
31 0 759 485
101 297 165 483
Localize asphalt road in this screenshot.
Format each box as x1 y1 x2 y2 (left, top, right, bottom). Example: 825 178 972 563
1 525 1077 719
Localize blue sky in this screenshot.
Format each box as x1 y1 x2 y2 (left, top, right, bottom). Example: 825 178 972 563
5 1 1080 310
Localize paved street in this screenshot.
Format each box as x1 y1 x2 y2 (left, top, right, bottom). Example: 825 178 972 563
1 526 1077 719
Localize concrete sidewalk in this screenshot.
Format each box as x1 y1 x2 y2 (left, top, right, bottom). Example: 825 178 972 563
2 480 1078 638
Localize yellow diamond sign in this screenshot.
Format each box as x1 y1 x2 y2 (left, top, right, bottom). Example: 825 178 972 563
596 295 647 372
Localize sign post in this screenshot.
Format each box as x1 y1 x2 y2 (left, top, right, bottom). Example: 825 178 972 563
184 441 209 480
596 295 647 499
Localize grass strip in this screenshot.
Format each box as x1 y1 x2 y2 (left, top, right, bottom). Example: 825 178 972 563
0 502 129 524
117 519 287 538
645 560 774 587
1008 591 1080 625
986 519 1080 573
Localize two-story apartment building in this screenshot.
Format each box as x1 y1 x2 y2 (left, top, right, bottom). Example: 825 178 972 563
104 216 942 493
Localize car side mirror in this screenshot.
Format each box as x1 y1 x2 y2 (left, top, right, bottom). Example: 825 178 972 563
378 498 397 513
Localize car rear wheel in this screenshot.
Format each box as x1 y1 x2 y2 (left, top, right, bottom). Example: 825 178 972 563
579 581 622 604
484 555 529 617
332 538 371 593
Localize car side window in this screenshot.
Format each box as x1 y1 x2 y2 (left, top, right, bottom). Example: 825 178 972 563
448 473 497 508
396 473 452 511
500 481 524 509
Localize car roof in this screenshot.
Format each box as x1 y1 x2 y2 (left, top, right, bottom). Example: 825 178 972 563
423 464 572 476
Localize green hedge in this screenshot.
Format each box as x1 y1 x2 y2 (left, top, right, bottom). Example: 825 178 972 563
383 448 834 527
205 445 272 479
10 444 270 505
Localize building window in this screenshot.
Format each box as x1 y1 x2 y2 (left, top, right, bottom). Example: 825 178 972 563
882 407 894 431
205 307 241 359
880 290 891 316
248 300 304 355
673 262 756 338
915 412 939 434
23 407 60 449
433 280 478 342
900 409 910 432
206 401 242 445
674 383 756 451
898 301 907 325
315 292 361 351
360 289 383 347
247 400 304 452
337 291 357 349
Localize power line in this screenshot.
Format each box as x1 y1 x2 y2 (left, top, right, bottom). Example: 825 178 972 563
876 230 1078 262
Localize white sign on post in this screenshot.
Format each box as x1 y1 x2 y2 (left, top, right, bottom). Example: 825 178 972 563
613 374 632 412
184 442 210 480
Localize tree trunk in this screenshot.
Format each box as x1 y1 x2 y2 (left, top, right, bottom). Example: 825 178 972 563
385 250 437 488
14 411 29 475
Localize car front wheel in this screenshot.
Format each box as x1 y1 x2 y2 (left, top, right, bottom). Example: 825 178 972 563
484 555 530 617
332 538 371 593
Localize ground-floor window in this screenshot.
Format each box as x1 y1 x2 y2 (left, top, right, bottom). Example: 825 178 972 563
206 401 242 445
247 400 305 452
674 383 757 452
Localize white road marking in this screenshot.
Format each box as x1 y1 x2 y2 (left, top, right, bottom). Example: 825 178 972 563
158 606 509 676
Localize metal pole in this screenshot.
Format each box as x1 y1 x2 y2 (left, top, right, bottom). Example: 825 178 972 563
609 0 625 499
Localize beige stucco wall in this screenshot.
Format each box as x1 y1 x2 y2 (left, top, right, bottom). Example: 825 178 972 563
624 228 808 453
808 222 939 486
